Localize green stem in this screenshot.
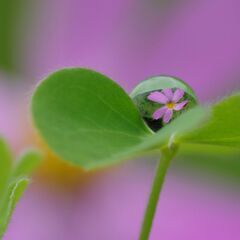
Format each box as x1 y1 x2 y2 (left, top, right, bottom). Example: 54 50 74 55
139 147 177 240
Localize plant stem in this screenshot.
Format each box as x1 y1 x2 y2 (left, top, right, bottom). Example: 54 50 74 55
139 147 176 240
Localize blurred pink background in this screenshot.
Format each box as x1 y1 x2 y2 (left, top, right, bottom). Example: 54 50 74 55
1 0 240 239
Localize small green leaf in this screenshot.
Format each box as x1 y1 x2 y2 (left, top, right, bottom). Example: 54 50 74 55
0 138 12 198
31 68 208 169
0 178 29 238
12 150 42 179
184 93 240 148
0 139 41 237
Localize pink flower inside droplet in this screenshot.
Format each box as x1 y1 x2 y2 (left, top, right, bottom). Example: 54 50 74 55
147 88 188 123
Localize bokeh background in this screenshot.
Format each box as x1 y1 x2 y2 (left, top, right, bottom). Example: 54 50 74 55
1 0 240 239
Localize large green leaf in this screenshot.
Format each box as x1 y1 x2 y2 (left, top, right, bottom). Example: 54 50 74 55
31 68 207 169
184 93 240 148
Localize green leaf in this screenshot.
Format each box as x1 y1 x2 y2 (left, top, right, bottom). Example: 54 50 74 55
31 68 208 169
184 93 240 148
0 139 40 237
0 138 12 198
31 68 151 169
0 178 29 238
12 150 42 179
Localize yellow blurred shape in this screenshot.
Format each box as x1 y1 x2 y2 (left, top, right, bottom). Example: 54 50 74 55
33 135 95 189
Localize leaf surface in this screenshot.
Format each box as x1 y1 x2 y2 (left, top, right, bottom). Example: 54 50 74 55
0 178 29 237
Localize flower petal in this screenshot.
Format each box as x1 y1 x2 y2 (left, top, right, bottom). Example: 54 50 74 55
174 100 188 111
162 88 173 100
163 109 173 123
152 106 167 120
147 91 168 104
172 88 184 103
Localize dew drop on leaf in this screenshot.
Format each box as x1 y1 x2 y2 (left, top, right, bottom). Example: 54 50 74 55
130 76 198 132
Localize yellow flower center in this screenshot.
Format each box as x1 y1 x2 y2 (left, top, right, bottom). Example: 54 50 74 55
166 102 175 109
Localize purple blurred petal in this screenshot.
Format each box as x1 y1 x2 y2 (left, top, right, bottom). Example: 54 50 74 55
172 89 184 102
174 100 188 111
162 88 173 100
147 91 168 104
163 109 173 123
152 106 167 120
